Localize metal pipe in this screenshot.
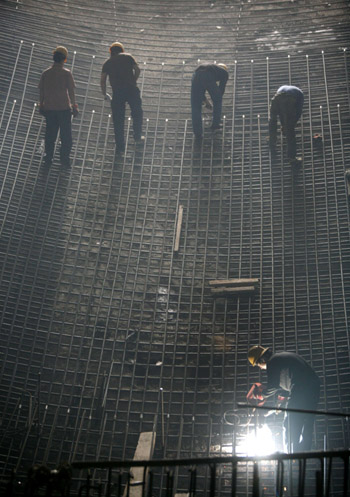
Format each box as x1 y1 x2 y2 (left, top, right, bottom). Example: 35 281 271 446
252 462 259 497
237 402 350 418
297 458 306 497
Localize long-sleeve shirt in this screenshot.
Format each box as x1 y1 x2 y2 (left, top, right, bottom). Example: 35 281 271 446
263 352 320 399
195 63 228 95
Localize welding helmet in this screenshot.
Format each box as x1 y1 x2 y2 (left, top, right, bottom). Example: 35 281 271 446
217 63 228 71
53 46 68 59
248 345 269 366
109 42 124 53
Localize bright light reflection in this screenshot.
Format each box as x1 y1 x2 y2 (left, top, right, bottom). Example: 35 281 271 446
236 425 276 456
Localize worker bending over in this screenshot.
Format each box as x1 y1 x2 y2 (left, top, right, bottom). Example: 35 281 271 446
191 62 228 142
38 46 78 167
269 85 304 168
248 345 320 452
101 42 144 155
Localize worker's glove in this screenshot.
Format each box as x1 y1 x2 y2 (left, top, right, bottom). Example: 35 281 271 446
252 392 264 401
104 93 112 102
247 383 265 404
71 104 79 117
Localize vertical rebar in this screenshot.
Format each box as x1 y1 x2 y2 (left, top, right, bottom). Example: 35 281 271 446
0 40 23 130
0 99 16 158
343 49 350 114
0 102 37 234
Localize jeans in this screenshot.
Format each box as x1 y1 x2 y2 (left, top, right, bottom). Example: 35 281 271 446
111 87 143 150
191 71 222 137
44 109 72 163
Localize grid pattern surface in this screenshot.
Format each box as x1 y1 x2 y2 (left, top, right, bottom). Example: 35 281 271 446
0 0 350 494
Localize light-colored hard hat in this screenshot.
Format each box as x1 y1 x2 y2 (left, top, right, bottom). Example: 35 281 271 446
53 46 68 58
217 63 228 71
248 345 269 366
109 42 124 53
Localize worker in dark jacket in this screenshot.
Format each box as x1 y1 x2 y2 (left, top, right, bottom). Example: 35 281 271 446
269 85 304 167
101 42 144 155
248 345 320 452
191 62 228 141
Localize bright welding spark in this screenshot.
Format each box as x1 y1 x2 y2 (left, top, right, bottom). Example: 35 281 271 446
236 425 276 456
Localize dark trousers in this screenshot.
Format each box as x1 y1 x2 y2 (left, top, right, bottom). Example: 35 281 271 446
191 71 222 137
44 109 72 162
269 96 299 159
111 87 143 150
283 382 320 452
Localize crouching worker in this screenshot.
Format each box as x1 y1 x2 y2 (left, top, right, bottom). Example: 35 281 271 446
101 42 144 156
269 85 304 168
248 345 320 453
191 62 228 142
38 46 78 168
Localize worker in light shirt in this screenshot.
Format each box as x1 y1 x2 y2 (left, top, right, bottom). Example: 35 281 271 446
38 46 78 167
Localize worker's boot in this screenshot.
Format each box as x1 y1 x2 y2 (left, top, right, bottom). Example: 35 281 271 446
135 136 145 147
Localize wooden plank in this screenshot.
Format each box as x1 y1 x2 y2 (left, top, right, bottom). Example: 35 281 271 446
174 205 184 252
175 494 190 497
209 278 259 287
123 432 156 497
211 286 256 295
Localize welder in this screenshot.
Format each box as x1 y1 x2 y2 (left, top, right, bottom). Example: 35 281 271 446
269 85 304 168
191 62 229 141
248 345 320 452
100 42 144 155
38 46 78 167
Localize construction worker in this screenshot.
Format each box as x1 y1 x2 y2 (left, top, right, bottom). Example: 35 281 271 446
191 62 229 141
38 46 78 167
100 42 144 155
269 85 304 168
248 345 320 453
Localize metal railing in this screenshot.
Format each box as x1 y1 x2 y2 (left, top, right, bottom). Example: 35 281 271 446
4 448 350 497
